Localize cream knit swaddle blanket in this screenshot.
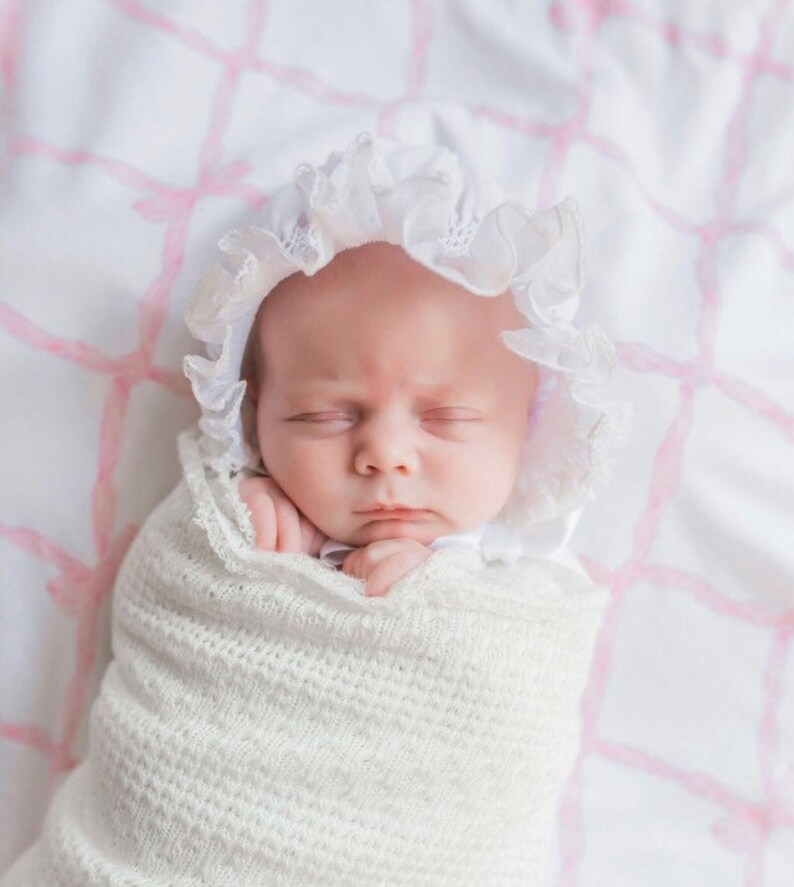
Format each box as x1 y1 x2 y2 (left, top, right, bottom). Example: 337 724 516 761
3 429 607 886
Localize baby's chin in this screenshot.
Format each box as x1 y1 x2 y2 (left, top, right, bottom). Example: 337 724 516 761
334 517 447 547
327 511 487 547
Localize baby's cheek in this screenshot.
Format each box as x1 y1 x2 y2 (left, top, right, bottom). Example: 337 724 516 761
260 437 327 503
288 464 347 536
463 441 521 515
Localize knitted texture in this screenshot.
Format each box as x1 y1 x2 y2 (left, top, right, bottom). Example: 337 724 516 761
3 429 608 886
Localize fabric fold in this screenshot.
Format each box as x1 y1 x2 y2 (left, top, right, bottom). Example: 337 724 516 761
1 427 608 886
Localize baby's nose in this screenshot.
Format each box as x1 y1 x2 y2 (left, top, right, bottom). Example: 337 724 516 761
353 419 419 475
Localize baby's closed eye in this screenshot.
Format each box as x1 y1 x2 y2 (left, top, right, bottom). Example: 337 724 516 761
285 406 486 442
290 413 354 434
421 408 482 422
294 412 351 424
291 408 482 426
420 411 484 439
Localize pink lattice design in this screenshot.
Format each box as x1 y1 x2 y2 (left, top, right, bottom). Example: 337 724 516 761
1 0 792 882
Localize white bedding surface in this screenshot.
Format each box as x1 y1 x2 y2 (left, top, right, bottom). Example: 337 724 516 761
1 1 793 883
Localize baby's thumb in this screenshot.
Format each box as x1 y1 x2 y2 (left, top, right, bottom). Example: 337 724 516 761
299 517 328 557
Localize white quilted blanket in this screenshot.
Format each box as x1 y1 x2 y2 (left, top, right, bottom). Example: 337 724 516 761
2 429 606 886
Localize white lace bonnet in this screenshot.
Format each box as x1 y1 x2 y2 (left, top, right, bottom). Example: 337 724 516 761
183 131 631 563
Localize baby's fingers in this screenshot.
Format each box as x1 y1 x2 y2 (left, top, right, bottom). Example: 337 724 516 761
341 539 423 577
239 476 325 555
341 548 365 579
271 495 305 553
239 479 278 550
298 517 328 557
365 550 431 598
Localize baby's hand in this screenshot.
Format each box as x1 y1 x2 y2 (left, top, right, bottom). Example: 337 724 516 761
238 476 328 556
341 539 433 598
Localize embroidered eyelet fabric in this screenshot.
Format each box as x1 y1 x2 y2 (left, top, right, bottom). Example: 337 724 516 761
183 131 631 564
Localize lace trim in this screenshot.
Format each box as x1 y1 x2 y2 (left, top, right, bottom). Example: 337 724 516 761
281 211 321 264
176 427 608 618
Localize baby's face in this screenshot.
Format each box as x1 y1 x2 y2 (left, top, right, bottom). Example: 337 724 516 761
246 242 538 547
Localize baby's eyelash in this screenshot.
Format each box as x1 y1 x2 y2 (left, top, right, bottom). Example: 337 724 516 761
293 413 351 423
289 404 484 426
423 410 480 422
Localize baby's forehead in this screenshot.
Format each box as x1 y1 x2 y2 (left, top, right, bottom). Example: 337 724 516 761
257 242 523 344
248 243 535 398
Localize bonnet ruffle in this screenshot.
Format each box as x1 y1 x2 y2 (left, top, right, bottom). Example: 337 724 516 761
183 131 631 564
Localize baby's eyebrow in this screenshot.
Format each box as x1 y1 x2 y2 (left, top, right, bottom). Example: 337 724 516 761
286 381 465 401
286 382 350 397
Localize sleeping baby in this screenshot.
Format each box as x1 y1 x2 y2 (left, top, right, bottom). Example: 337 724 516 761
2 132 630 886
236 238 539 599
